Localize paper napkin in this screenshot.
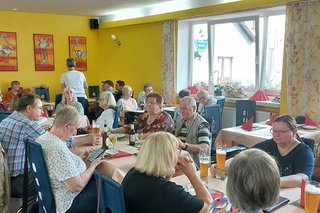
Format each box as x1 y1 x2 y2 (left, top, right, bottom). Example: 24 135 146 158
108 152 133 159
241 117 254 131
266 113 279 126
305 113 318 127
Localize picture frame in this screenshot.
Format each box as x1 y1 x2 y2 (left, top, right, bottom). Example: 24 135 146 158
68 36 87 71
0 31 18 71
33 34 55 71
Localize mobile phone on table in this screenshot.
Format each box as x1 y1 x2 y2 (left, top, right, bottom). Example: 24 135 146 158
88 148 106 162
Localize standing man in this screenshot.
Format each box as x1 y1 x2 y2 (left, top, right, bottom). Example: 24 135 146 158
137 83 153 108
114 80 125 102
61 57 88 114
0 93 45 198
175 96 211 166
101 80 114 93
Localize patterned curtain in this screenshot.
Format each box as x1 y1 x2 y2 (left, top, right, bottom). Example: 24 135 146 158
161 20 176 104
285 1 320 122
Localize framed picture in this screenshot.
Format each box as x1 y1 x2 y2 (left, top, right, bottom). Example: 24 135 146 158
68 36 87 71
33 34 55 71
0 31 18 71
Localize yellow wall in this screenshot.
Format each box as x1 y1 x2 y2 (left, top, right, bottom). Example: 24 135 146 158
97 22 163 98
0 11 100 101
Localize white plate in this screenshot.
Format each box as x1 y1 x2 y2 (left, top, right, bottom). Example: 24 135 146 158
302 125 317 130
105 149 119 155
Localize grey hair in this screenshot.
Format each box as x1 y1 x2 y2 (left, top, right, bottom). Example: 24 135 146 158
66 57 76 68
61 87 77 104
143 83 153 90
227 149 280 212
99 91 116 109
180 96 196 107
52 105 80 127
122 85 132 93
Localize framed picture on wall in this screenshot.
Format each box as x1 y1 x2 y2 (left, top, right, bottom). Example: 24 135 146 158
33 34 55 71
0 31 18 71
68 36 87 71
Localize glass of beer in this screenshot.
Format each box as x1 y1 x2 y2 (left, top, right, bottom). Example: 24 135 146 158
305 180 320 213
215 148 227 179
199 148 210 178
91 120 101 145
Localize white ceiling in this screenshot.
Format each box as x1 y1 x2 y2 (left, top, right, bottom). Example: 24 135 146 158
0 0 238 22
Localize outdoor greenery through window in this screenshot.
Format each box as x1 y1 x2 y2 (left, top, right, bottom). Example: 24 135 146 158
177 7 285 97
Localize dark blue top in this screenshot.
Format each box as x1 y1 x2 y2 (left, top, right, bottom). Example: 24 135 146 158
253 139 314 178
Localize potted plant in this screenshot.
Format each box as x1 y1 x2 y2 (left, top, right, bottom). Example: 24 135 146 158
214 84 224 96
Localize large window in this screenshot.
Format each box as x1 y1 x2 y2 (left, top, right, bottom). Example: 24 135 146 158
177 7 285 96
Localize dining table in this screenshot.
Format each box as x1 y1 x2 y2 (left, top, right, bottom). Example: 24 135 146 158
215 122 320 148
171 173 304 213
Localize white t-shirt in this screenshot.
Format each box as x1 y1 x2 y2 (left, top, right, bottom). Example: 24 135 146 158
96 108 115 130
61 70 87 98
36 131 86 213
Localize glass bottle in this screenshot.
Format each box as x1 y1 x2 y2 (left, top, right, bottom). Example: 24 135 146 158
128 124 136 146
102 124 109 149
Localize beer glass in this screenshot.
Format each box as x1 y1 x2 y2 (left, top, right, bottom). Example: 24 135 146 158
91 120 101 145
215 148 227 179
199 148 210 178
304 180 320 213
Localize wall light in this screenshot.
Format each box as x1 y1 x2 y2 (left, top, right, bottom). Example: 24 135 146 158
111 34 121 46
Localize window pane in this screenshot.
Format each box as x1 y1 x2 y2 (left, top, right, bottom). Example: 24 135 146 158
192 24 209 86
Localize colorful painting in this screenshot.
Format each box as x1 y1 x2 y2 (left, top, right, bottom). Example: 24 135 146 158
0 31 18 71
68 36 87 71
33 34 55 71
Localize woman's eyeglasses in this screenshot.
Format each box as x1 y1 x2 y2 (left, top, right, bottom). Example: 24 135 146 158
270 128 291 135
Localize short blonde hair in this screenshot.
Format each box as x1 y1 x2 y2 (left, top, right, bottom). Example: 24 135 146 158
227 149 280 212
99 91 116 109
135 132 179 177
53 105 80 127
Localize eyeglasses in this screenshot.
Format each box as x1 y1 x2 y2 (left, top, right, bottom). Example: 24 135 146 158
146 101 158 105
179 106 191 111
33 105 43 110
270 128 291 135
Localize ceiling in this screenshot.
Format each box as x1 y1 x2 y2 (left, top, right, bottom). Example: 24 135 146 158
0 0 238 22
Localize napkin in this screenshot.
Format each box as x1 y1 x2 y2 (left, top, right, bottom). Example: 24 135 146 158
108 151 133 159
266 113 279 126
305 113 318 127
249 89 269 101
241 117 254 131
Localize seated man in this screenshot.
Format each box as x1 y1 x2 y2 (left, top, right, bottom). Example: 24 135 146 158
175 96 211 166
174 89 191 123
0 93 45 198
101 80 114 93
114 80 125 102
137 83 153 108
196 90 217 116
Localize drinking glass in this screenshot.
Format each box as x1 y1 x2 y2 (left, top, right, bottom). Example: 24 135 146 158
109 134 118 150
304 180 320 213
199 148 210 178
136 129 144 141
91 120 101 145
215 147 226 179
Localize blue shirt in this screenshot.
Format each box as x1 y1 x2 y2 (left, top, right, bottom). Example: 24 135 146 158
0 111 45 177
253 139 314 178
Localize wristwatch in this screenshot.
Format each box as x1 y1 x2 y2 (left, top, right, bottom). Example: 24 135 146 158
183 143 189 151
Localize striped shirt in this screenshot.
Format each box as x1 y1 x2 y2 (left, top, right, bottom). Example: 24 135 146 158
0 111 45 177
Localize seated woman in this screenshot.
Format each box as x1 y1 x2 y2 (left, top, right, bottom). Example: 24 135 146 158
210 114 314 188
117 85 138 121
56 87 84 115
226 149 280 212
0 89 8 111
96 91 116 130
112 92 174 138
35 106 103 213
122 132 212 213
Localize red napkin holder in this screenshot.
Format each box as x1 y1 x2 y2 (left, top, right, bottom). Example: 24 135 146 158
305 113 318 127
266 113 279 126
241 117 254 131
300 179 320 210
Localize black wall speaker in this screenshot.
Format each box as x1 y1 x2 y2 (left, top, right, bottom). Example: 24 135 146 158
90 19 99 29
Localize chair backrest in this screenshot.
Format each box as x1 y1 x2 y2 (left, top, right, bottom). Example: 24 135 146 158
27 140 56 213
35 87 50 102
100 174 126 213
113 105 121 129
216 98 225 113
0 111 12 123
295 115 305 124
54 93 62 109
204 104 221 135
235 100 256 126
88 86 100 98
301 137 315 152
